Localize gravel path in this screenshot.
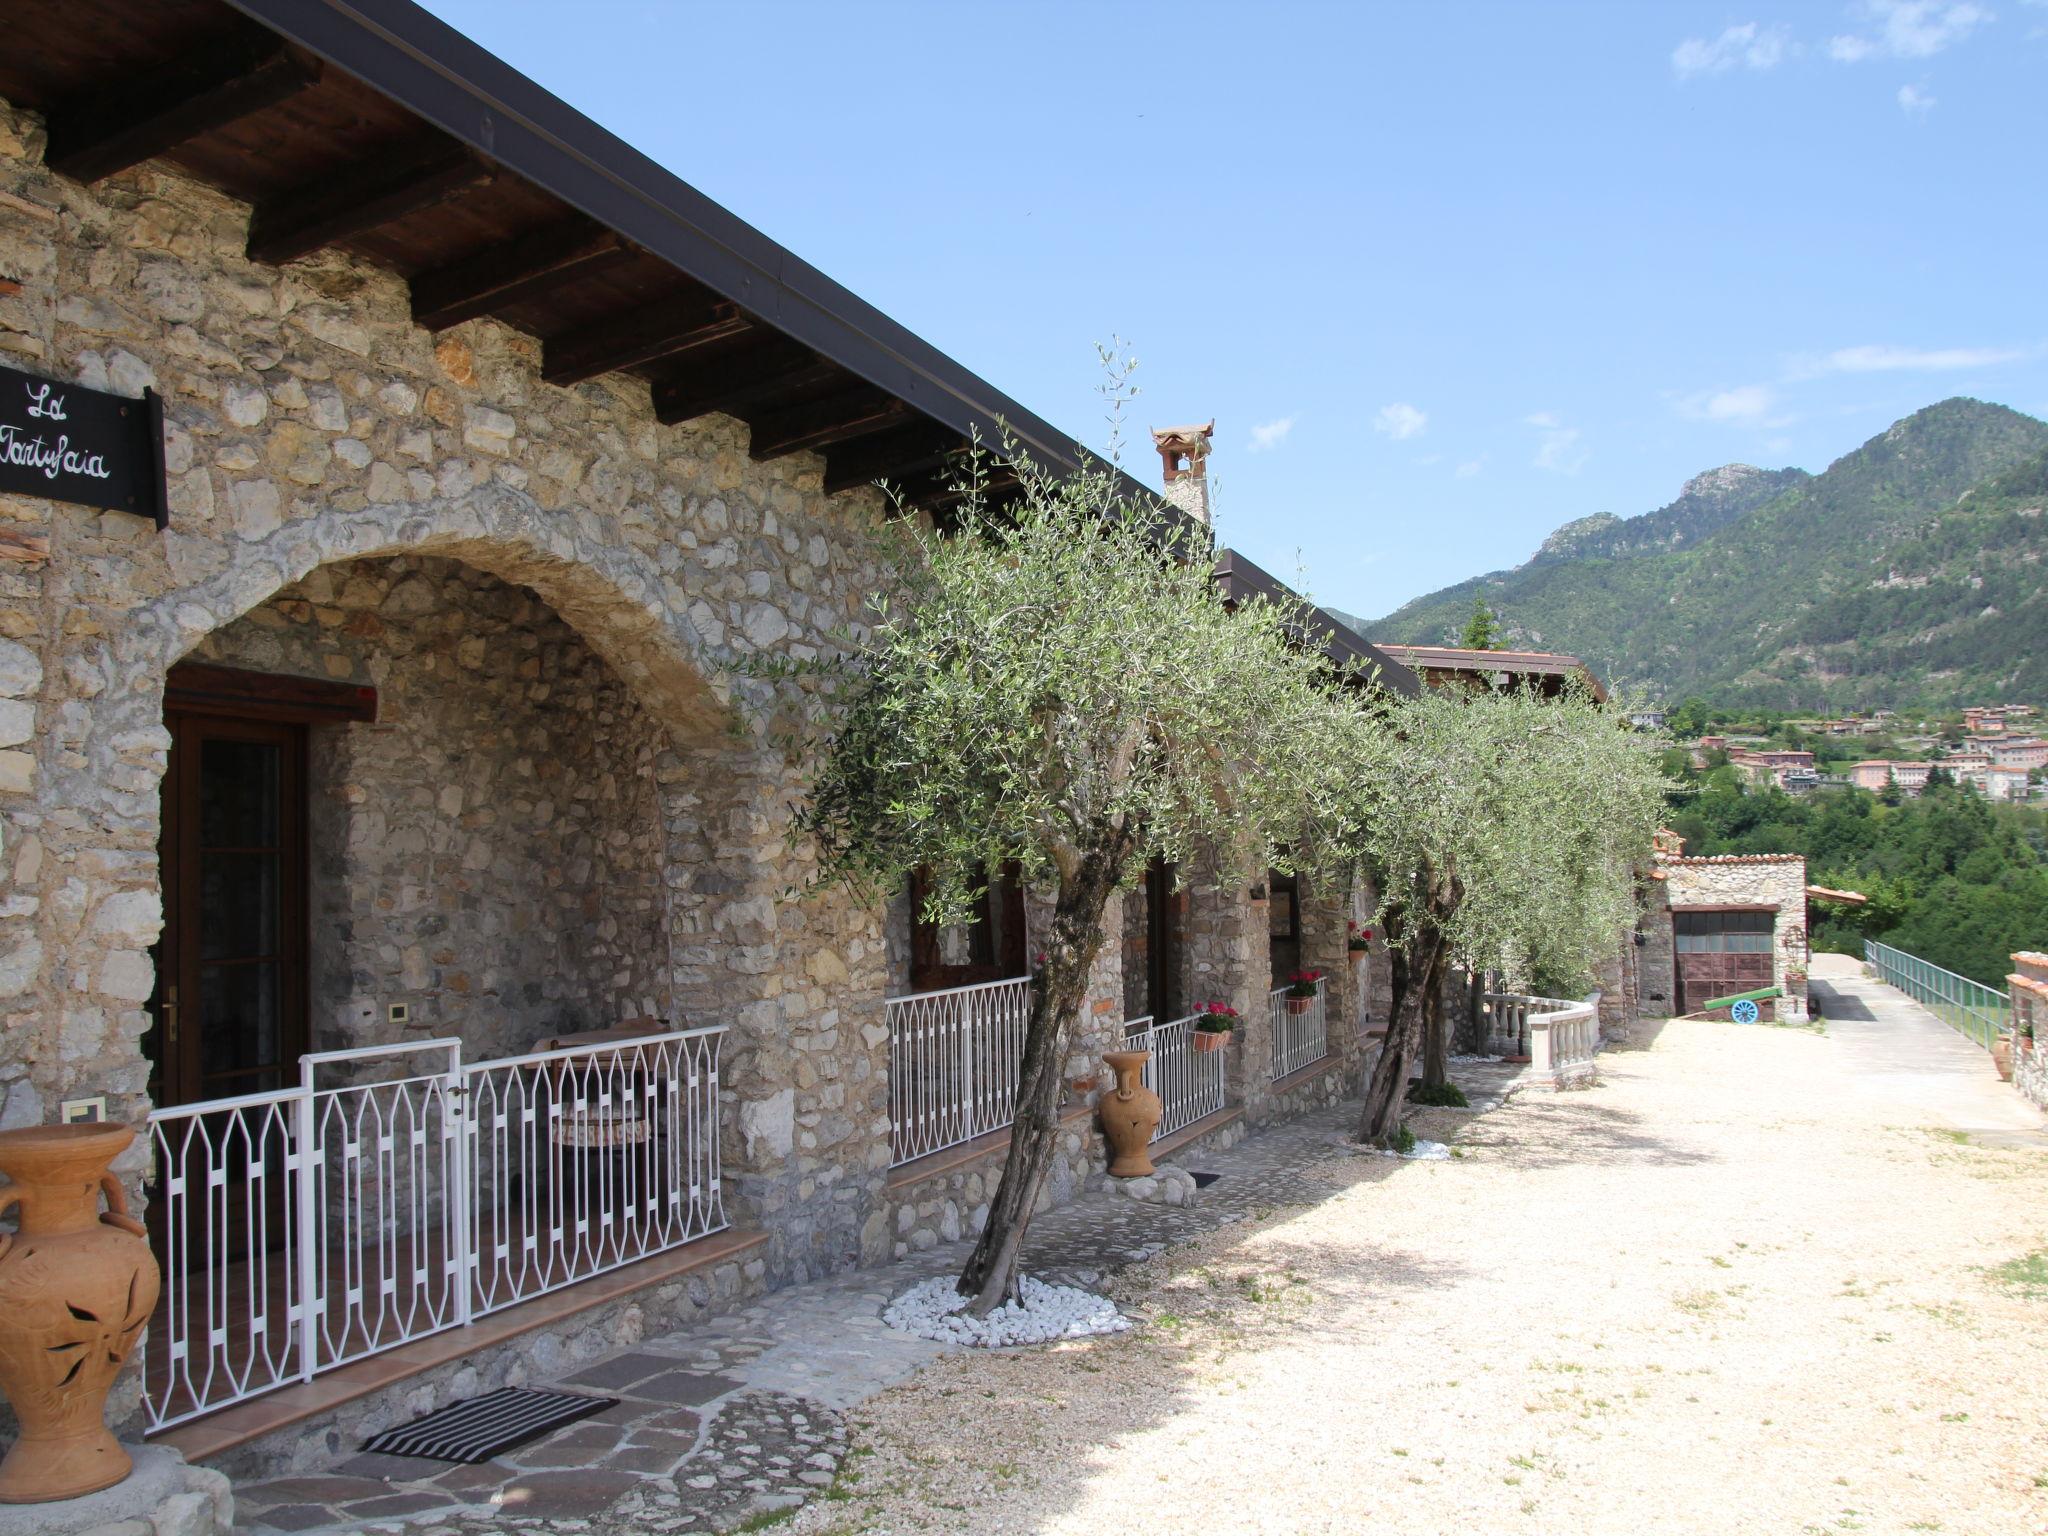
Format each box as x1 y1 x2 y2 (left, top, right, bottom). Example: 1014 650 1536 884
795 1010 2048 1535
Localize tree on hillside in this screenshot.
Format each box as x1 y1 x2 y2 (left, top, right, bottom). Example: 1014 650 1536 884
1460 595 1504 651
1347 683 1667 1146
782 378 1375 1313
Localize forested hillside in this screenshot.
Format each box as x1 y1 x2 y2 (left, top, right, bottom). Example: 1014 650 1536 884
1364 399 2048 709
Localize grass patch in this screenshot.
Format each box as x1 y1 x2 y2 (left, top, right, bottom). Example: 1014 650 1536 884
1391 1123 1417 1156
1990 1250 2048 1299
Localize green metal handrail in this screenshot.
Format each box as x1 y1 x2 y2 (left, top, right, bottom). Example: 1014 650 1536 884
1863 940 2013 1050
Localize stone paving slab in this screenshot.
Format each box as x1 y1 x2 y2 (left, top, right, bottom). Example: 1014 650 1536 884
232 1059 1533 1535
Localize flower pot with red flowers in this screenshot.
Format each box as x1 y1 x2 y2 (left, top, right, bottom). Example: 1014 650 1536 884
1284 969 1322 1015
1347 921 1372 954
1192 1003 1239 1052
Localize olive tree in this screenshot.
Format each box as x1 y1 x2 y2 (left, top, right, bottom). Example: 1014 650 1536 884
1350 682 1666 1145
787 426 1374 1313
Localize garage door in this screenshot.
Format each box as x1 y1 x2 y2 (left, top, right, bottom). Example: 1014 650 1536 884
1674 910 1774 1014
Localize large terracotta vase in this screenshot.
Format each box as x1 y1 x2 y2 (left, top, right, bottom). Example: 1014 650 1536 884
1098 1050 1163 1178
0 1123 160 1502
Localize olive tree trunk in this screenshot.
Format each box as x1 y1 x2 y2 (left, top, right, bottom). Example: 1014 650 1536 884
1358 925 1419 1144
1419 977 1451 1090
956 836 1126 1316
1356 869 1462 1146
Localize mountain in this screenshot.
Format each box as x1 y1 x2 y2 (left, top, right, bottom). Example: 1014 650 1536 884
1530 463 1810 566
1765 444 2048 703
1359 398 2048 708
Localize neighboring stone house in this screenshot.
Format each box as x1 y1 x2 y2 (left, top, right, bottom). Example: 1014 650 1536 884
0 0 1398 1471
1640 844 1810 1022
1376 643 1608 701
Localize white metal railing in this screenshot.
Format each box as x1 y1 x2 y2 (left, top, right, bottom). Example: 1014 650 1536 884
887 976 1032 1165
1125 1014 1227 1141
143 1026 725 1433
1483 993 1598 1087
1269 979 1329 1079
1865 939 2012 1050
465 1028 725 1315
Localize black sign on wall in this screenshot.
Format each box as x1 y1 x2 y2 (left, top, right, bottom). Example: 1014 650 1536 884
0 361 167 528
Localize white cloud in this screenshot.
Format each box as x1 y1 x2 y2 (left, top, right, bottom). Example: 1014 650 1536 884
1791 343 2028 377
1830 1 1992 61
1454 459 1483 479
1897 82 1938 112
1672 22 1794 77
1247 416 1294 453
1373 402 1428 441
1679 383 1779 422
1526 413 1588 474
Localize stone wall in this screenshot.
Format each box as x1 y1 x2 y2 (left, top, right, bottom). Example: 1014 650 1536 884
2010 953 2048 1111
192 555 672 1063
0 98 900 1296
1645 855 1809 1020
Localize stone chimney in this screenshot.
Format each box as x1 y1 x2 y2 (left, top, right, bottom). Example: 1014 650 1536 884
1151 420 1214 526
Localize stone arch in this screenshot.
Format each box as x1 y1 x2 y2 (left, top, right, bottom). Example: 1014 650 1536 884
127 482 731 747
75 482 798 1090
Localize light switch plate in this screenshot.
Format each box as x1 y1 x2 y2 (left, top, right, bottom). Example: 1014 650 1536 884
60 1096 107 1124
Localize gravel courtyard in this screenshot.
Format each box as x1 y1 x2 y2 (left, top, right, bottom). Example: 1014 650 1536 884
794 1008 2048 1535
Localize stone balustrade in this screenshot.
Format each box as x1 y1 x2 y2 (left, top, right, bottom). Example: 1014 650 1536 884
1483 992 1599 1088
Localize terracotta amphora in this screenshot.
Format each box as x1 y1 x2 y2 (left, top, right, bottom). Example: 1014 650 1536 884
0 1123 160 1502
1098 1050 1163 1178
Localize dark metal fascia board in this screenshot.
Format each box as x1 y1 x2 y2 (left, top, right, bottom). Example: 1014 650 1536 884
222 0 1176 520
1214 548 1418 695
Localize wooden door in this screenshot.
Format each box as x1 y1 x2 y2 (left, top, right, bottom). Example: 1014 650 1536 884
1144 857 1181 1022
149 713 310 1109
1673 909 1774 1014
908 862 1027 992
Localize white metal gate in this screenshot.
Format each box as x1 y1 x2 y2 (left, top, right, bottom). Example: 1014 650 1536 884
144 1026 726 1432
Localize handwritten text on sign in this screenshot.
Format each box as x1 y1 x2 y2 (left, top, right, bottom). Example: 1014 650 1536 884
0 361 166 527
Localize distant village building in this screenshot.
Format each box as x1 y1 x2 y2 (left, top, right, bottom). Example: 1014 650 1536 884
1850 760 1934 794
1988 737 2048 772
1728 748 1815 790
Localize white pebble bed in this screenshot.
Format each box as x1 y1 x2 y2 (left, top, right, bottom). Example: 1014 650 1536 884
883 1275 1133 1347
1368 1137 1451 1161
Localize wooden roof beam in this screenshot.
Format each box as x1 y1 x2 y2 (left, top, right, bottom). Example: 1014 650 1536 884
543 291 752 387
247 138 494 266
748 389 913 462
649 340 834 426
44 35 323 185
410 219 631 332
823 422 967 495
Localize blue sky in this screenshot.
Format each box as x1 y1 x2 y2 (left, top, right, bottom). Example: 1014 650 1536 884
419 0 2048 624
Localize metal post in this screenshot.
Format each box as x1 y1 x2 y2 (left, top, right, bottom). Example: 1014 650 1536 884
294 1055 318 1384
447 1039 472 1329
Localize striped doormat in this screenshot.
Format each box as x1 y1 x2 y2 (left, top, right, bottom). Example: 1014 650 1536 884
363 1387 617 1464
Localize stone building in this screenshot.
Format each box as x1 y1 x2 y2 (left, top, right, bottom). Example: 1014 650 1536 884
0 0 1402 1471
1640 842 1810 1022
